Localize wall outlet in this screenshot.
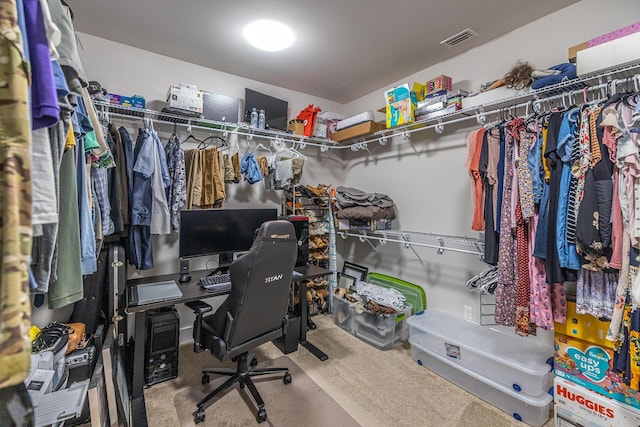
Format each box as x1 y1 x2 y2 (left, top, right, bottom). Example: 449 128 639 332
464 305 472 320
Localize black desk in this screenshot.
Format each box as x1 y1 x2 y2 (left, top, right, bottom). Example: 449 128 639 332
125 265 331 426
293 264 331 361
126 269 222 427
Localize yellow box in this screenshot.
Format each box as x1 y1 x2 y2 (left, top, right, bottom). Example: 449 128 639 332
554 301 613 349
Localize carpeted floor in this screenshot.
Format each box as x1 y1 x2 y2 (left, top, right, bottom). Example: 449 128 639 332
144 314 554 426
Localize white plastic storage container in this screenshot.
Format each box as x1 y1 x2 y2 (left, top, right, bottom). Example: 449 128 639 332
407 310 553 396
410 340 552 426
332 294 411 350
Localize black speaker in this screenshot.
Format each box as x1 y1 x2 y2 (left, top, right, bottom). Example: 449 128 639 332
144 307 179 386
287 216 309 268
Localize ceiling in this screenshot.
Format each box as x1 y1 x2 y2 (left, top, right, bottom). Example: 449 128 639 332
66 0 578 104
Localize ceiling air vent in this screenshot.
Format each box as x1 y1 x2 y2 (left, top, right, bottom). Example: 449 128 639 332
440 28 477 47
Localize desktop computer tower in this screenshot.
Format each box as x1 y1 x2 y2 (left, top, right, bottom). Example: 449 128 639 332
287 215 309 268
144 307 179 386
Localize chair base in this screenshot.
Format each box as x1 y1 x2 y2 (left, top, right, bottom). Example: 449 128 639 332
194 353 291 424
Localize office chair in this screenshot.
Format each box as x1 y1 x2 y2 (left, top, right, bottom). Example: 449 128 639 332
186 220 298 424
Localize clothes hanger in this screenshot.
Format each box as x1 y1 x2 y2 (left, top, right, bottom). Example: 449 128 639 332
275 143 306 160
251 142 273 155
182 125 204 145
200 133 228 149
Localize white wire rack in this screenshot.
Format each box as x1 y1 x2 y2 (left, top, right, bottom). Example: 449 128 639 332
94 61 640 153
337 229 485 257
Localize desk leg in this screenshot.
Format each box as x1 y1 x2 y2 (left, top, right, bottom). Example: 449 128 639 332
131 311 148 427
298 279 329 361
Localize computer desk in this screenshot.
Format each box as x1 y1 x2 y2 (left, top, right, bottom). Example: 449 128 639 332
125 264 331 427
292 264 331 361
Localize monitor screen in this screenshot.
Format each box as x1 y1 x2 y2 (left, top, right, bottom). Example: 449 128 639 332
179 208 278 260
244 88 289 131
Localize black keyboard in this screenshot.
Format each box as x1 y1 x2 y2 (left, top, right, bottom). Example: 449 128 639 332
199 273 231 293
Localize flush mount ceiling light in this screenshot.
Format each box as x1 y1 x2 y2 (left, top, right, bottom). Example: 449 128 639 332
243 19 295 52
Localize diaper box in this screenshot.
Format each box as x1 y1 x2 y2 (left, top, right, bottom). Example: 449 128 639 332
554 333 640 410
554 377 640 427
554 301 613 349
384 84 416 128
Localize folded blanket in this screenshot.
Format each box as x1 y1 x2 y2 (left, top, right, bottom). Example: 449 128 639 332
335 205 396 220
335 185 395 209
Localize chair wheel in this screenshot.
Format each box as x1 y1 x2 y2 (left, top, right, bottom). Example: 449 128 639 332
201 374 210 384
194 408 205 423
283 372 292 384
250 357 258 367
257 408 267 423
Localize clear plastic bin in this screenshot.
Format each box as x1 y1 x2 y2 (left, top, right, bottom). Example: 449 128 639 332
407 310 554 396
332 294 411 350
410 339 552 427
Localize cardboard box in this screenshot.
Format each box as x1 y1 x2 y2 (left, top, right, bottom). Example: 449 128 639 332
330 121 385 142
568 41 589 63
288 119 305 135
554 334 640 410
120 95 146 109
577 32 640 76
426 75 452 95
554 301 613 349
317 111 346 140
385 84 415 128
415 104 460 121
569 21 640 63
166 84 203 114
554 377 640 427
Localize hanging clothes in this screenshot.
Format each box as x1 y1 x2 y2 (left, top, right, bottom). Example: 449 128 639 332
164 134 186 231
0 0 33 388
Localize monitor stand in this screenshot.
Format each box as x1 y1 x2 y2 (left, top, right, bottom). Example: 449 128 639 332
207 252 234 276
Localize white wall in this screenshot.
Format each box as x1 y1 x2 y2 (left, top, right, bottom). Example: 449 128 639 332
338 0 640 326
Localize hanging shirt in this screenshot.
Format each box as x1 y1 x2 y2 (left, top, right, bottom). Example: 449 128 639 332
164 134 186 231
150 130 171 235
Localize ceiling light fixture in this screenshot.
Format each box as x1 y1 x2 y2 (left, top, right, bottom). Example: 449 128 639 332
243 20 295 52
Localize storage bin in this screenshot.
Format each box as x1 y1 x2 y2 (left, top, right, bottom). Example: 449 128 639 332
407 310 554 396
410 339 552 426
366 272 426 315
332 294 410 350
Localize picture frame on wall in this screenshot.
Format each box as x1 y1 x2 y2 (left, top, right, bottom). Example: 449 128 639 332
341 261 368 283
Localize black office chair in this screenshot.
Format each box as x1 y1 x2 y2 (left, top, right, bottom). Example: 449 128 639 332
186 220 298 424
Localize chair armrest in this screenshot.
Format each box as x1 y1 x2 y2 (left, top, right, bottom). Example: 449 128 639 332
186 300 213 353
185 300 213 315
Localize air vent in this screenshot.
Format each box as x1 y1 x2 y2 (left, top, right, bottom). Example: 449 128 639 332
440 28 477 47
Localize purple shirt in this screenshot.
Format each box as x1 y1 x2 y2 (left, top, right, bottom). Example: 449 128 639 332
24 0 59 129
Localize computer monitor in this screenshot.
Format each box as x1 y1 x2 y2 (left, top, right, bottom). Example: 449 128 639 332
243 88 289 131
179 208 278 271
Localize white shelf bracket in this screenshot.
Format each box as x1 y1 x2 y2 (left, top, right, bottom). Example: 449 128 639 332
437 238 445 255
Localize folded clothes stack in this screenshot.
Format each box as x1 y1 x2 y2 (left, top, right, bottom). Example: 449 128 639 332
335 186 396 220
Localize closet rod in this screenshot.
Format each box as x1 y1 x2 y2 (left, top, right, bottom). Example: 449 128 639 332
94 101 339 150
338 230 484 256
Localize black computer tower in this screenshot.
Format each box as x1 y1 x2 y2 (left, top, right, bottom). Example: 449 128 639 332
144 307 179 386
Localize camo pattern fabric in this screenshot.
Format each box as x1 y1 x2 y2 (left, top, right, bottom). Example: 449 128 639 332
0 0 34 388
